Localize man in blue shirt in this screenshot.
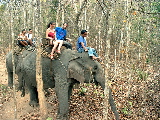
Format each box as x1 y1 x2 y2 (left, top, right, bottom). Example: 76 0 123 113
50 23 72 59
55 23 67 40
77 30 100 60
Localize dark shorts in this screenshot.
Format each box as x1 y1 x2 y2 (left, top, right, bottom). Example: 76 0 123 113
19 40 28 42
18 40 29 46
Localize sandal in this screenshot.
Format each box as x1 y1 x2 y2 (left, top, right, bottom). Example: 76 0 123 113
56 50 61 54
50 54 54 60
92 56 100 60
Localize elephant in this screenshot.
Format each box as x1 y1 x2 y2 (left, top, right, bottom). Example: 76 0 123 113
6 41 72 91
21 48 119 120
6 50 32 95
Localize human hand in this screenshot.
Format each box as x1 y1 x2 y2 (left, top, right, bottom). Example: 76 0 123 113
85 49 88 52
66 38 72 42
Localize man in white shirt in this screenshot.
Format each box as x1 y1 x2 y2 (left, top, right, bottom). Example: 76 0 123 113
26 29 33 46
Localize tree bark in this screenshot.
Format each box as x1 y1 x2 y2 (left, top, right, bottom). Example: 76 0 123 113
10 1 17 119
75 0 88 34
34 0 48 119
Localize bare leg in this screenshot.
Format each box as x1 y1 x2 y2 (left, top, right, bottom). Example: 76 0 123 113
92 56 100 60
23 41 28 46
57 40 63 54
28 39 33 46
50 41 58 59
50 39 53 45
20 41 28 46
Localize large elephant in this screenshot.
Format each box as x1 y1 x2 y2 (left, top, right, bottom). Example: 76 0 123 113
6 41 71 89
6 50 32 94
21 49 119 120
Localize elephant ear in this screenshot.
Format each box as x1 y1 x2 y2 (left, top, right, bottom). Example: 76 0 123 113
67 61 85 83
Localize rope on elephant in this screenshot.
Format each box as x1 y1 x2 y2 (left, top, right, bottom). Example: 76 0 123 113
57 57 67 72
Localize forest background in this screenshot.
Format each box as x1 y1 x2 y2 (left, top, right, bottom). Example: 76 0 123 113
0 0 159 120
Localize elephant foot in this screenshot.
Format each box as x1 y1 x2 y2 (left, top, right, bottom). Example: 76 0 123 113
56 113 68 120
29 100 39 107
17 86 25 97
56 116 68 120
45 89 51 97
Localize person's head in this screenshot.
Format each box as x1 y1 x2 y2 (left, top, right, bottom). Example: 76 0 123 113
28 29 32 34
62 23 68 29
81 30 87 37
47 21 56 28
21 29 26 34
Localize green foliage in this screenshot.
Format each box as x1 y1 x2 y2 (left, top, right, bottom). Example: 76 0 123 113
79 87 87 96
94 89 98 94
0 4 5 12
100 93 105 98
128 101 133 107
0 84 8 96
136 69 148 80
46 117 53 120
151 2 160 12
122 102 133 115
146 58 150 64
122 107 128 114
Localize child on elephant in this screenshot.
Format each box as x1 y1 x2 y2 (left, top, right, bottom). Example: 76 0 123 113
76 30 100 60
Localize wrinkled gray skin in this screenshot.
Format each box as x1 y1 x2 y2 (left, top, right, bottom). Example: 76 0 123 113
22 49 119 120
6 50 32 95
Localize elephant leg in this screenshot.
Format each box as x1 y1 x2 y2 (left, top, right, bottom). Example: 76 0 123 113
68 83 74 100
19 76 25 97
17 73 25 97
17 73 23 91
44 88 51 97
109 89 119 120
28 86 39 107
8 71 13 88
56 83 69 120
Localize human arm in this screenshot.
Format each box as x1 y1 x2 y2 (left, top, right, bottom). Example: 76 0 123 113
17 34 21 40
80 42 88 51
54 29 57 40
65 38 72 42
78 36 88 51
24 35 28 40
46 29 53 40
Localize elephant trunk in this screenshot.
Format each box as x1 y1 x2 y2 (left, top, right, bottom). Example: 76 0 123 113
109 89 120 120
95 73 119 120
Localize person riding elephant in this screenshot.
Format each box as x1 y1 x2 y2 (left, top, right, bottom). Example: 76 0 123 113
21 48 119 120
77 30 100 60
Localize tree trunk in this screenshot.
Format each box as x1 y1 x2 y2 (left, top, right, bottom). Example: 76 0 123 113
10 1 17 119
34 0 48 119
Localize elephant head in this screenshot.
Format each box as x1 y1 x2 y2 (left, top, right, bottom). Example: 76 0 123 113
67 53 105 87
55 49 119 120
